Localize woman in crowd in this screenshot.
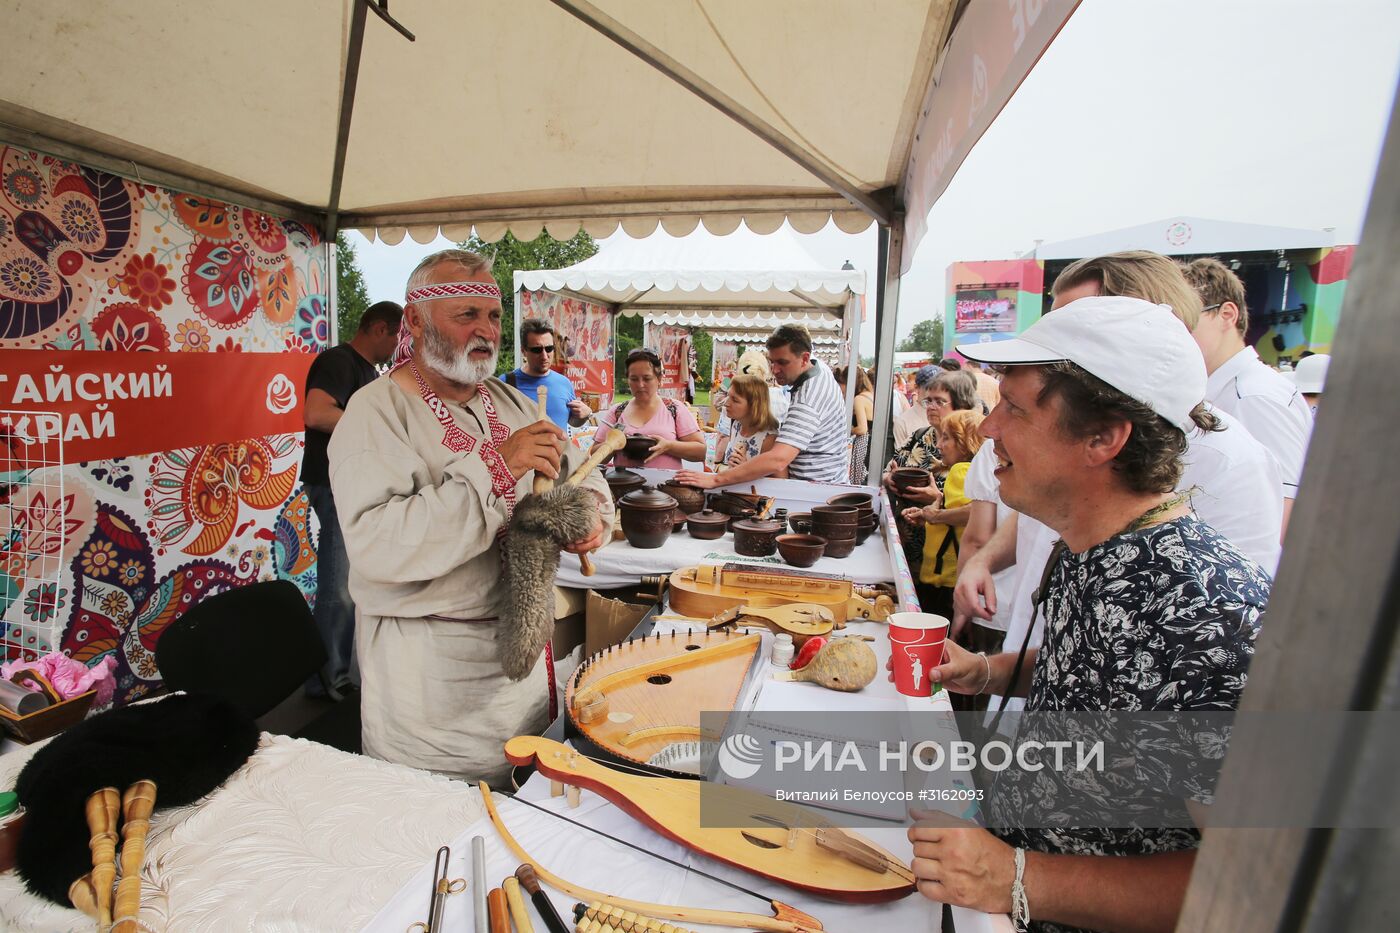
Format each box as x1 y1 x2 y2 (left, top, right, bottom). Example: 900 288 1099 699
901 408 984 621
834 365 875 484
596 348 706 469
880 370 978 566
714 374 782 475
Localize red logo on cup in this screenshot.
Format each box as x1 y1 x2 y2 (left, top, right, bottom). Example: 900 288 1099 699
888 612 949 698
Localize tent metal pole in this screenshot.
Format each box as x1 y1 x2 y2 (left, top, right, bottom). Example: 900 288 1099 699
868 220 903 474
324 0 370 240
545 0 892 224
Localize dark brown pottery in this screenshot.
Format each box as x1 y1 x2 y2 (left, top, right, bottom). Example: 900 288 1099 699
788 512 812 534
777 533 827 568
618 487 678 549
710 490 772 516
810 505 859 525
732 518 783 557
658 480 706 515
671 508 689 531
726 509 757 532
686 509 730 540
824 536 857 559
890 467 932 496
605 468 646 503
827 493 874 515
622 435 658 461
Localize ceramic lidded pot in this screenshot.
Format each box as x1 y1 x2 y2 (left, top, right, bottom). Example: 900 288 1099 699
618 487 679 549
657 480 706 515
605 468 646 503
732 517 784 557
726 508 757 533
686 508 730 540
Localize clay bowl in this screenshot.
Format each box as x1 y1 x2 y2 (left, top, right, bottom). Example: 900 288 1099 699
657 480 706 515
686 509 730 540
855 516 878 545
827 492 874 518
810 505 859 527
618 487 678 549
605 468 646 503
622 434 658 461
732 517 784 558
787 512 812 534
824 535 857 559
890 467 932 496
777 533 827 568
710 490 771 516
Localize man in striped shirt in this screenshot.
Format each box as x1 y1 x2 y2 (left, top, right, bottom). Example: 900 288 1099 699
678 324 848 487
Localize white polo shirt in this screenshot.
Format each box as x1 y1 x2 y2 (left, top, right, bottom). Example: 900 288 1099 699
963 442 1018 633
1181 406 1283 577
1206 346 1314 498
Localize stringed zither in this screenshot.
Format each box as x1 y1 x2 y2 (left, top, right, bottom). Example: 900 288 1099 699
668 564 895 624
504 736 916 904
567 630 761 777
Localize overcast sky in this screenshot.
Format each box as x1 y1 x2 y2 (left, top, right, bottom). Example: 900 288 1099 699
349 0 1400 355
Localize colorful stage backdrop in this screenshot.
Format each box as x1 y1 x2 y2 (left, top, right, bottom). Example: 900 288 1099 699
0 145 327 705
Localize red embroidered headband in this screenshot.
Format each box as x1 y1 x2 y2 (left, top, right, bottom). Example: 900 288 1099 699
405 280 502 303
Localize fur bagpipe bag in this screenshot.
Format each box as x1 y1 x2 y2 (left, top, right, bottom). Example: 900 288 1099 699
13 693 259 905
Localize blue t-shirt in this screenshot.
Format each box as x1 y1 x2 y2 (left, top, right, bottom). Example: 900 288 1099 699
500 368 578 429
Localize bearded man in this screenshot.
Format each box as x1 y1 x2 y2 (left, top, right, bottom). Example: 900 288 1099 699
328 249 611 783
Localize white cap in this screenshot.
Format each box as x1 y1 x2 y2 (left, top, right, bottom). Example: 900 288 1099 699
1291 353 1329 393
957 295 1207 432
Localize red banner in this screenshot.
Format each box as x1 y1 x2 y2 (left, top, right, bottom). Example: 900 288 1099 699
0 350 313 466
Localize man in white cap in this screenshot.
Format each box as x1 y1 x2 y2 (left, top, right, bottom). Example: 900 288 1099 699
1292 353 1329 412
1182 257 1314 536
907 296 1269 933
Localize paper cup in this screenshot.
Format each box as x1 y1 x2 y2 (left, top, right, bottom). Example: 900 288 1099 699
888 612 949 698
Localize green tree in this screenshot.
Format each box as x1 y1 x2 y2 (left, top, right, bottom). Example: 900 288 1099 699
690 328 712 388
334 232 371 344
897 317 945 356
614 314 643 387
458 230 599 374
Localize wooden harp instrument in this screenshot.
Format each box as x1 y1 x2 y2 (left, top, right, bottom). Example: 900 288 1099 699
568 630 761 777
504 736 916 904
668 564 894 624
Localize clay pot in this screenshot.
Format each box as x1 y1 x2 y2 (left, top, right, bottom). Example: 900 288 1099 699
710 490 770 516
823 536 857 559
605 468 646 503
686 509 730 540
657 480 706 515
810 505 859 525
671 508 689 531
890 467 932 496
732 518 784 557
622 435 658 461
855 516 878 545
787 512 812 534
618 487 678 549
777 533 827 568
726 509 757 533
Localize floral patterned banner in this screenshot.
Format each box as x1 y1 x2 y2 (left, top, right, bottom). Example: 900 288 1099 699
0 146 325 704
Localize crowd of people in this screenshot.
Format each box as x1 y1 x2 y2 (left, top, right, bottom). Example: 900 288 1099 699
300 246 1330 933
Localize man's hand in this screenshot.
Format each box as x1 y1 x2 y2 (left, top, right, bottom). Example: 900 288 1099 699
567 399 591 420
498 421 565 480
908 811 1016 912
953 551 997 623
674 469 719 489
901 505 929 526
562 513 607 555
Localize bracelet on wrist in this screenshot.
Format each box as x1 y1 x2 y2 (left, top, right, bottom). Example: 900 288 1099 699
1011 847 1031 932
975 651 992 695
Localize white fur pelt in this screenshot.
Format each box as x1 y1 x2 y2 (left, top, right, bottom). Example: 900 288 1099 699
499 484 598 680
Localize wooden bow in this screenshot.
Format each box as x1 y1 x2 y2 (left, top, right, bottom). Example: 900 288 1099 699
479 783 825 933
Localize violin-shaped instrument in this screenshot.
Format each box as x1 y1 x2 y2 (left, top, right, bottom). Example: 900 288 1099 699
668 564 894 624
504 736 915 904
568 630 761 777
706 602 837 647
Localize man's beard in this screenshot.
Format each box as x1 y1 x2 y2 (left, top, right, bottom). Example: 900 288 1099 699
420 318 498 385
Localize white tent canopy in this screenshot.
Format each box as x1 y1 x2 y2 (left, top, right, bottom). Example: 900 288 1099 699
1034 216 1338 260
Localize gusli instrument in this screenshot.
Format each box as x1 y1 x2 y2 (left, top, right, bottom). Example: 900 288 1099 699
504 736 915 904
668 564 894 624
568 630 761 777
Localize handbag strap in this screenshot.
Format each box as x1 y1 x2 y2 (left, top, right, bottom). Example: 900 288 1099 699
985 539 1067 736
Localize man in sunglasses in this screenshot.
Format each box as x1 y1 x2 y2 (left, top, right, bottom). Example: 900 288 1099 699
501 319 592 429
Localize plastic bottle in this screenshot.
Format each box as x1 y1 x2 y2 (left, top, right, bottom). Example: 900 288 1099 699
771 633 794 668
